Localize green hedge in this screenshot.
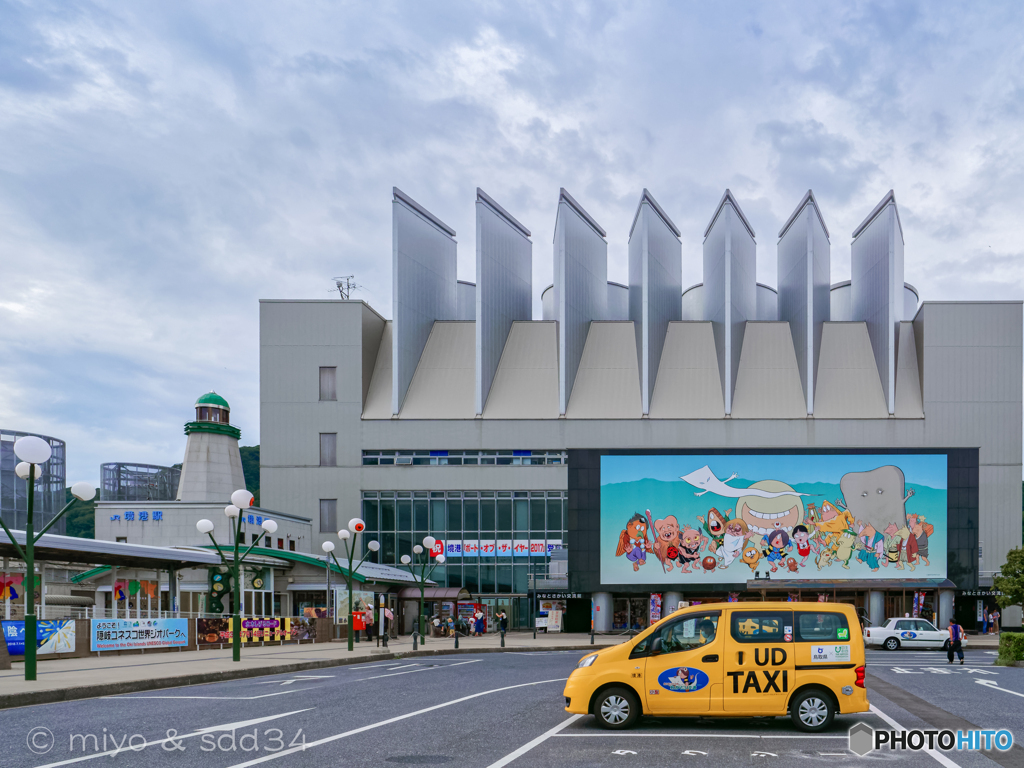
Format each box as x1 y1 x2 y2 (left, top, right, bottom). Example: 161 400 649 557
996 632 1024 666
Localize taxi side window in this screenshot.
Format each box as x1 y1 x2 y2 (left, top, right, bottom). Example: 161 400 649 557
730 611 792 643
915 620 937 632
794 611 850 642
634 614 720 657
894 620 913 631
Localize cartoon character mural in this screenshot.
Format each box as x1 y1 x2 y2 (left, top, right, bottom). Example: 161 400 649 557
718 519 752 569
736 481 805 536
675 526 708 573
602 455 945 584
616 513 651 572
652 514 680 572
837 466 915 532
696 507 731 555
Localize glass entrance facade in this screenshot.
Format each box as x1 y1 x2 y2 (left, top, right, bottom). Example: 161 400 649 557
360 490 567 594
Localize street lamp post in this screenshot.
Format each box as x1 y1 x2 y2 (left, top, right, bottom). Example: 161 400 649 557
0 436 96 681
322 517 379 652
400 536 445 645
195 489 278 663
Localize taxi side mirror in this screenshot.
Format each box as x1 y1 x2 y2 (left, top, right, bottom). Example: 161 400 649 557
650 637 663 656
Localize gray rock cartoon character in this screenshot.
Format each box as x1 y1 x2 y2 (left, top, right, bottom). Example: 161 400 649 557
837 465 915 533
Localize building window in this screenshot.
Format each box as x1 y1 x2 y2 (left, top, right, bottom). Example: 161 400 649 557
278 538 284 550
319 367 337 401
289 539 296 551
320 433 337 466
116 536 127 543
361 450 567 466
320 499 338 533
253 533 261 545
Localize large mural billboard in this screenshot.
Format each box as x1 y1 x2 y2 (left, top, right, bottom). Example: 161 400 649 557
600 454 947 585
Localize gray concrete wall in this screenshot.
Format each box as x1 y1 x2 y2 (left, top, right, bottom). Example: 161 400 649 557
261 296 1023 595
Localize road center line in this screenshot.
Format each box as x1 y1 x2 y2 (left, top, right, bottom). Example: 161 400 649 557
484 715 582 767
223 677 569 768
869 705 961 768
352 659 480 681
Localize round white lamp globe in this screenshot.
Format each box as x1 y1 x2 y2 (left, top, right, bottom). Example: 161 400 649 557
196 519 215 534
14 462 31 480
71 482 96 501
413 545 423 555
423 536 436 550
322 541 335 553
401 555 411 564
436 554 446 564
367 540 381 552
261 519 278 534
224 505 240 519
338 529 351 540
347 518 366 534
14 435 51 465
230 489 254 509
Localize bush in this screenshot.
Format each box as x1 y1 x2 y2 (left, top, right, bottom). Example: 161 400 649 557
996 632 1024 666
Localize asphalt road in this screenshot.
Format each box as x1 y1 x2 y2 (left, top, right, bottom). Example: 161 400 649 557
1 647 1021 768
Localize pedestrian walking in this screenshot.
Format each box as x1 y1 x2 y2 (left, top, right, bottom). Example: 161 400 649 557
947 618 965 665
991 609 1001 634
981 607 989 635
473 610 484 637
446 616 454 637
498 610 508 636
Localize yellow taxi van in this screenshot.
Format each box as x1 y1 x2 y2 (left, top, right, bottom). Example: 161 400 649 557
563 601 867 732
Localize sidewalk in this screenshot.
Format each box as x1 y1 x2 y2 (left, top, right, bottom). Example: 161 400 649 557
0 632 626 710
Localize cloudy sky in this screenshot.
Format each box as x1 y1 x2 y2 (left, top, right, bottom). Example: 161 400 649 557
2 1 1023 484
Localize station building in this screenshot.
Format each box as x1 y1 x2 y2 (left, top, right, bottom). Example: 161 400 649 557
260 186 1023 632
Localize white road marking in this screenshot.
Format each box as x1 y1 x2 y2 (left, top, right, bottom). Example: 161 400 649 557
818 753 849 756
869 704 962 768
386 664 421 670
484 715 583 767
554 733 846 739
352 659 480 681
32 709 313 768
975 679 1024 698
222 677 569 768
103 688 317 700
255 675 334 685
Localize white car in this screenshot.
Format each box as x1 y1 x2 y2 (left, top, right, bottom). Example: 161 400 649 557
864 617 968 651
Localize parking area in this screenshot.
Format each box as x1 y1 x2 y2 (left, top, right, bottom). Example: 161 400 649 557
1 648 1021 768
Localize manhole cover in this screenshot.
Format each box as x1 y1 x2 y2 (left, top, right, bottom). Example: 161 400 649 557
384 757 453 764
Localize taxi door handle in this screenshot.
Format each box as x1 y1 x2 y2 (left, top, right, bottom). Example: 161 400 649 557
702 654 719 663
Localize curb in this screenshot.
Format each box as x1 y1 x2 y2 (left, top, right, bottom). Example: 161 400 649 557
0 644 605 710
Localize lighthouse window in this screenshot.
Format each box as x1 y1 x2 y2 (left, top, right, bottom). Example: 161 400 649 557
199 407 209 421
211 408 220 422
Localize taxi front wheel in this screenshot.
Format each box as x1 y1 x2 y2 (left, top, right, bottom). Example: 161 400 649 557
790 689 836 732
593 687 641 730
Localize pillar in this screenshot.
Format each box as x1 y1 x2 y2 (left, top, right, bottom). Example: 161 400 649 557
867 590 885 627
938 590 955 629
39 561 46 620
593 592 613 633
111 566 118 619
663 592 683 615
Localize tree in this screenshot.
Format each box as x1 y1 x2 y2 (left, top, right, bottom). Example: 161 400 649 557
994 547 1024 615
64 487 98 538
240 445 260 507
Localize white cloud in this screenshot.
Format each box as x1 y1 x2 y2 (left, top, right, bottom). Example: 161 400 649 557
1 1 1023 483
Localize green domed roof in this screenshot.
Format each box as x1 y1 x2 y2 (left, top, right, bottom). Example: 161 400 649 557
195 391 230 409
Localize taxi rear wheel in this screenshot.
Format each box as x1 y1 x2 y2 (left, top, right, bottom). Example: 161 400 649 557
593 687 640 730
790 689 836 732
884 637 900 651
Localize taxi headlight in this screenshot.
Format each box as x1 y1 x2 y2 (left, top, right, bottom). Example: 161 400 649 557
576 654 598 669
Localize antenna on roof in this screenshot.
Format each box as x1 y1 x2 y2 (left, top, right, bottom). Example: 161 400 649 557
332 276 359 300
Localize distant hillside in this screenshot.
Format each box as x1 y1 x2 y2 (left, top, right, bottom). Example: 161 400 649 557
64 487 99 538
240 445 260 506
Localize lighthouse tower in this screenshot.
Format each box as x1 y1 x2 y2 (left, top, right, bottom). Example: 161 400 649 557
175 392 247 502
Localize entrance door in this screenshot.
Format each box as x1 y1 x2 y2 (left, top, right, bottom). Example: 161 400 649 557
723 609 794 714
641 610 723 715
